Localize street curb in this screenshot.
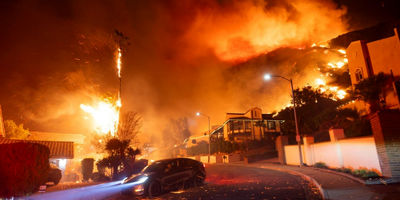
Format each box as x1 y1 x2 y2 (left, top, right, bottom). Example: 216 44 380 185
258 165 328 200
311 167 397 185
225 163 327 200
311 168 366 185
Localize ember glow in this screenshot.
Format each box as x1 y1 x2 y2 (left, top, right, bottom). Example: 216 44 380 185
309 46 349 100
80 99 120 136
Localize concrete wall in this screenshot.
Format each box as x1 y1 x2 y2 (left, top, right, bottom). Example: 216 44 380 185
284 136 382 173
188 155 217 164
284 145 305 166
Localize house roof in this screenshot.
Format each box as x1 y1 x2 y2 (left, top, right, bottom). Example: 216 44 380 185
28 131 85 144
262 114 274 120
0 138 74 159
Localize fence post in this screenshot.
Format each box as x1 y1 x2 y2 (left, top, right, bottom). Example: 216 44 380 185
303 136 314 166
275 136 288 164
329 128 345 168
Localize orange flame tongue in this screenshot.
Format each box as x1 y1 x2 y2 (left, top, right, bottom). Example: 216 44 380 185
80 100 120 136
117 48 122 78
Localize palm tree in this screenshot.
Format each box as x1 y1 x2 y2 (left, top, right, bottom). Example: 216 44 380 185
99 138 141 179
354 72 391 113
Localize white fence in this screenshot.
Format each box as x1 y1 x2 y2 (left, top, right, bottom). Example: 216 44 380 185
284 136 382 174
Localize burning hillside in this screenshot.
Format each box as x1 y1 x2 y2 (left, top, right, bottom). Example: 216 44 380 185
0 0 355 149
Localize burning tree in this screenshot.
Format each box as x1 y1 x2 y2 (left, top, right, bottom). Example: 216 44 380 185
117 111 142 143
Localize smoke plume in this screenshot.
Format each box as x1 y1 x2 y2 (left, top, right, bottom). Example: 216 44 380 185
0 0 348 157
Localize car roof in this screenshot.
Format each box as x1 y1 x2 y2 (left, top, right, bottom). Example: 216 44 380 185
152 157 199 164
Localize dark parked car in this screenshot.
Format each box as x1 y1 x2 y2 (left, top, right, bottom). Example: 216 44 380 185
122 158 206 197
46 164 62 186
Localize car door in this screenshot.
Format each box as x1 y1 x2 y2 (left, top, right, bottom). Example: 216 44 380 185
161 160 180 187
161 160 191 188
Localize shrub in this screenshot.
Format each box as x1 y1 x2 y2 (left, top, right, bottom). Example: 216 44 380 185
81 158 94 182
352 169 367 177
336 167 352 174
91 172 110 182
0 143 50 198
314 162 328 169
352 169 379 179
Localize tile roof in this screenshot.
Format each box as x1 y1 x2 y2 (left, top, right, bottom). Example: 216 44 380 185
0 137 74 159
28 131 85 144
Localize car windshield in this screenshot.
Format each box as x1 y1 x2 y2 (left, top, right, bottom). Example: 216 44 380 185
142 161 165 173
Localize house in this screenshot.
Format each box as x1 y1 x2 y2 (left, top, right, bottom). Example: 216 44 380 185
346 27 400 112
215 107 283 143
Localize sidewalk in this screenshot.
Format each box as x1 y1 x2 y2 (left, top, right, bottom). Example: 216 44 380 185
234 160 399 200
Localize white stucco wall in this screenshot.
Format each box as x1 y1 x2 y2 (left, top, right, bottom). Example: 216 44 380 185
284 136 382 174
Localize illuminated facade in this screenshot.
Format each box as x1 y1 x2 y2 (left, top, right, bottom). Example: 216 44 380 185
347 28 400 112
212 107 283 143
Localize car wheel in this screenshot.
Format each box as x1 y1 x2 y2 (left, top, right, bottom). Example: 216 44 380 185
148 181 162 197
183 179 193 189
193 172 205 187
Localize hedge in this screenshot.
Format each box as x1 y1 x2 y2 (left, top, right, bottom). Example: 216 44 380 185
0 142 50 198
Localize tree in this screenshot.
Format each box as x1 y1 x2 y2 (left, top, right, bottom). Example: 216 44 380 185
162 117 191 147
276 86 362 140
354 72 391 113
117 111 141 142
86 111 141 154
4 120 30 139
97 138 141 180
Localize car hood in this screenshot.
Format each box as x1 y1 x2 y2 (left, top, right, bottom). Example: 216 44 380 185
123 172 155 184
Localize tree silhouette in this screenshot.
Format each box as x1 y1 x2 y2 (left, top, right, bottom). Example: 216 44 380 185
354 72 391 113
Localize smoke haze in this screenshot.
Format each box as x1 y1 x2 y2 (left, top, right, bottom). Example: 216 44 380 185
0 0 350 149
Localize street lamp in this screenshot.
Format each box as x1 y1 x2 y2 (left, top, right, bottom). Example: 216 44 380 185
263 73 304 166
196 112 211 163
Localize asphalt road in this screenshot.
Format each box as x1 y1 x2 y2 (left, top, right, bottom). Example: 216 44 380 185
112 164 322 200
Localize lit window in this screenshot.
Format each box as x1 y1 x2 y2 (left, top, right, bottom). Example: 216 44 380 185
267 121 276 130
355 68 363 82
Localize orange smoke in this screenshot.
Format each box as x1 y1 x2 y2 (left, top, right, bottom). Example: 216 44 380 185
185 0 347 62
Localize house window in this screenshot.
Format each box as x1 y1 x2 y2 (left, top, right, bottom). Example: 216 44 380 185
230 120 242 133
245 121 251 129
267 121 276 130
355 68 363 82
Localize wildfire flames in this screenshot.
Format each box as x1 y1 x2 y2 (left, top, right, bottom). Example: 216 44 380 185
117 48 122 78
80 100 120 136
186 0 346 62
311 48 349 100
80 48 122 136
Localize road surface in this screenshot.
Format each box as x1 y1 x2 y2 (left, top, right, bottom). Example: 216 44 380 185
112 164 322 200
29 164 321 200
